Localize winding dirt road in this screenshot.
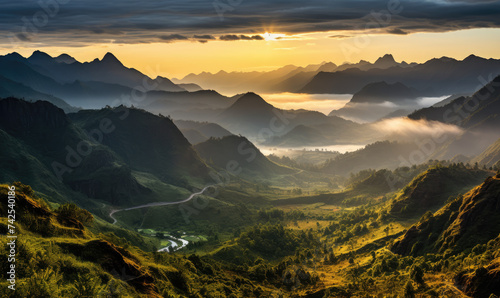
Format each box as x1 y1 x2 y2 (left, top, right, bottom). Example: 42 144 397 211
109 185 214 225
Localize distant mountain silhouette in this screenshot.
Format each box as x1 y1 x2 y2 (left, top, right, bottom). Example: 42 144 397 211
176 62 340 94
216 92 277 135
264 114 370 147
328 81 422 122
0 75 77 112
175 54 419 94
177 83 203 92
349 81 419 103
300 55 500 95
54 53 77 64
0 51 188 109
140 89 235 121
372 54 399 69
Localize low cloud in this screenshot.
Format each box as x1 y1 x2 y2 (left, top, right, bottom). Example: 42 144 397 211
159 34 189 42
193 35 215 40
329 34 352 39
373 117 463 142
386 28 407 35
219 34 264 41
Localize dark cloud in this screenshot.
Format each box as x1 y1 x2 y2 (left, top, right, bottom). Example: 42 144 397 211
193 35 215 40
329 34 352 39
387 28 407 35
0 0 499 46
159 34 189 42
219 34 264 41
193 34 215 43
219 35 240 41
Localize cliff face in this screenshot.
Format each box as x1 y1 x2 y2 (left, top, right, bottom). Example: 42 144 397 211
391 173 500 256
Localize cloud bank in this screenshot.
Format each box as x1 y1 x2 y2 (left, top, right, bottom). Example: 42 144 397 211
1 0 499 46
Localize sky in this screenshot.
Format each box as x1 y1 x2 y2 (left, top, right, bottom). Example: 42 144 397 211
1 0 500 77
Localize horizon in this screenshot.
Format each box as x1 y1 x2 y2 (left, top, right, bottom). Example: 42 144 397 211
3 45 500 79
2 0 499 77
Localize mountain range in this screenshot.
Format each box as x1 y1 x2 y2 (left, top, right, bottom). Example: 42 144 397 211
174 54 410 95
0 51 197 110
299 55 500 96
174 54 500 98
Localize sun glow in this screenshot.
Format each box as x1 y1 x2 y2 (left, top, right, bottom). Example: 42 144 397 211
262 32 286 41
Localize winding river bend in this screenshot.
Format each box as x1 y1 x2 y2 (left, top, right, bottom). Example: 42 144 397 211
109 186 214 251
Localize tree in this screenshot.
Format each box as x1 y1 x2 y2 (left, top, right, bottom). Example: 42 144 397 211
403 280 415 298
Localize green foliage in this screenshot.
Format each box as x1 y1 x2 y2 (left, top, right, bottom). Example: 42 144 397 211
237 224 319 260
56 203 93 225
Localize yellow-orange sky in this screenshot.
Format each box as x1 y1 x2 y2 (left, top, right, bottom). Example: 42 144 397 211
3 28 500 79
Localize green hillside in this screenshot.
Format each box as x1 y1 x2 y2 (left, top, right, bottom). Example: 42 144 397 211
391 172 500 256
389 164 491 217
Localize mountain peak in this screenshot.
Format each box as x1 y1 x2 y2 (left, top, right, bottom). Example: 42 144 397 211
227 92 274 111
28 50 53 63
55 53 77 64
4 52 24 61
374 54 397 65
101 52 123 66
29 50 52 59
463 54 484 62
350 81 417 103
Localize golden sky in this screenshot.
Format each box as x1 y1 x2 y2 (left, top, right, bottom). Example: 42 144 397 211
3 28 500 78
